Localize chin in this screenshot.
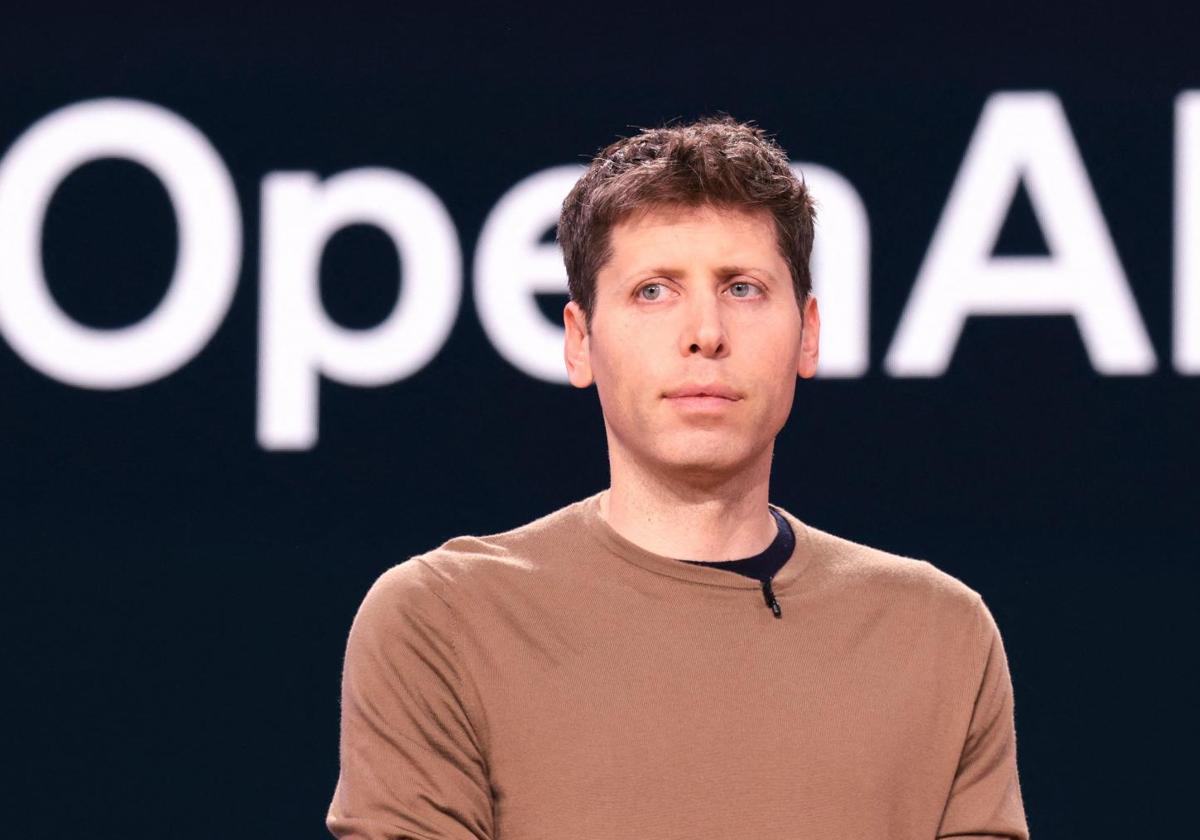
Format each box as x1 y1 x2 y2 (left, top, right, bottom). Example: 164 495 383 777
653 443 747 475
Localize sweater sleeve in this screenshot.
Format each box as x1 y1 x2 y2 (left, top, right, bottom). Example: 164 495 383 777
327 558 494 840
937 594 1030 840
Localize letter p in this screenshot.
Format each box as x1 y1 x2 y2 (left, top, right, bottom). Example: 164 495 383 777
258 169 461 450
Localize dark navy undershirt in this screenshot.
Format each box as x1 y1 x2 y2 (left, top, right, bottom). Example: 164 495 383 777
678 508 794 582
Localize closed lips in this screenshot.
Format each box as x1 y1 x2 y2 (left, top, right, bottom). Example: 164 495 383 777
664 385 740 399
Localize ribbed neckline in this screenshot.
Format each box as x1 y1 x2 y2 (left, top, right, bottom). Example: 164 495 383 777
576 488 813 592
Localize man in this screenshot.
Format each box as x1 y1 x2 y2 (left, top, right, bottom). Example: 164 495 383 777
327 116 1030 839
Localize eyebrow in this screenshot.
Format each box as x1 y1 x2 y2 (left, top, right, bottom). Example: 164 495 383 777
629 265 779 283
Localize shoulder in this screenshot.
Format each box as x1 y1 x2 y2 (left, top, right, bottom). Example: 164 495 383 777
349 554 456 641
796 522 999 677
797 519 986 624
367 496 588 606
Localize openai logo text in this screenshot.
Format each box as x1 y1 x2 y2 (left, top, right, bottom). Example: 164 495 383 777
1 93 1198 450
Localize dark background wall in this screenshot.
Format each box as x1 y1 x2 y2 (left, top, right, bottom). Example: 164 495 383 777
3 4 1196 837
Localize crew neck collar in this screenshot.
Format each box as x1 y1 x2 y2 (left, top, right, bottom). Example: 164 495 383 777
576 489 812 591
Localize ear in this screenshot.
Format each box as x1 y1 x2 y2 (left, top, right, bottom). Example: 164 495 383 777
797 293 820 379
564 300 595 388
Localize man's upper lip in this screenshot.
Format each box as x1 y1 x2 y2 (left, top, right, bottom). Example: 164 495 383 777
664 383 741 400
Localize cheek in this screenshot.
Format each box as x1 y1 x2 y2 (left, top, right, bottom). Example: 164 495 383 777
772 382 797 423
598 323 655 389
752 321 803 375
749 342 801 420
590 345 649 422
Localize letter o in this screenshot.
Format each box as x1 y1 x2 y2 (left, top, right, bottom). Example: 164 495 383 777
0 98 241 387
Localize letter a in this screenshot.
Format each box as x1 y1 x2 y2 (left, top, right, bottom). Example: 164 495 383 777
885 92 1155 377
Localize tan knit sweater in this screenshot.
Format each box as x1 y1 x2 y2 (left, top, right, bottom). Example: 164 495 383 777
328 490 1029 839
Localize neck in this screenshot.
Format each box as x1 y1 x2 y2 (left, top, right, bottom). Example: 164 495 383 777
598 438 777 562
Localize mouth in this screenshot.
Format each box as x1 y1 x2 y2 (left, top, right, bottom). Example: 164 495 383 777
663 383 742 401
663 393 741 411
667 388 739 412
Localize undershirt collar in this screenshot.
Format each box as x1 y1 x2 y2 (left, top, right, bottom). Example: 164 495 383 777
678 507 794 582
579 490 812 591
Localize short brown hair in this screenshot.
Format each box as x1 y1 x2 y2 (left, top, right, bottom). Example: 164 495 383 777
557 115 816 331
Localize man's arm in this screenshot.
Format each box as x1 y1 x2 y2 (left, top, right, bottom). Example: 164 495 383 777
327 558 494 840
937 594 1030 839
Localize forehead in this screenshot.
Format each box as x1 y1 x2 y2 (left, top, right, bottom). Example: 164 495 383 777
613 202 775 240
605 203 780 263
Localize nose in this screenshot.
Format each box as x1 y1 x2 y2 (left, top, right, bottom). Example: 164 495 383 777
680 291 728 358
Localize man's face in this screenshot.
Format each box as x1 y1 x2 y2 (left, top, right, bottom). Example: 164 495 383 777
563 202 820 481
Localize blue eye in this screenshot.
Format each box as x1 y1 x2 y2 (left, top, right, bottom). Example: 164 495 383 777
638 283 665 300
730 281 762 298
